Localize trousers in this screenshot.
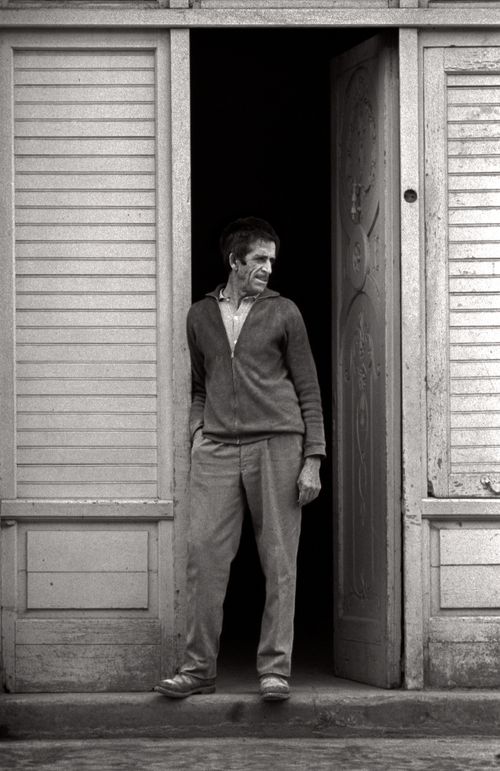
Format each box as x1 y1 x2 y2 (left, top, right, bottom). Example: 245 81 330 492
181 433 303 679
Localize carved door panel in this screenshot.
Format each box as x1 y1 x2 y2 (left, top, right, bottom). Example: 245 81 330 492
332 36 401 687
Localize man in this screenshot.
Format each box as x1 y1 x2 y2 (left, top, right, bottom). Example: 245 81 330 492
156 217 325 701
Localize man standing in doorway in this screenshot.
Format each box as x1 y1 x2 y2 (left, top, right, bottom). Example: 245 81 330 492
155 217 325 701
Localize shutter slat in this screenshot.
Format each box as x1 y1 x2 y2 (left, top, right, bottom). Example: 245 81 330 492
17 277 156 293
16 345 157 362
16 190 155 205
17 413 157 430
15 121 155 138
15 52 154 69
449 175 500 191
17 483 157 498
17 378 156 394
15 70 154 86
15 103 155 120
16 329 156 345
17 363 156 378
18 448 157 465
16 174 155 193
16 260 156 274
15 86 154 103
17 465 157 483
17 431 156 447
16 155 155 172
16 312 156 326
16 295 156 310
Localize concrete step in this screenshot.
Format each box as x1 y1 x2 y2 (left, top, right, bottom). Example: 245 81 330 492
2 679 500 740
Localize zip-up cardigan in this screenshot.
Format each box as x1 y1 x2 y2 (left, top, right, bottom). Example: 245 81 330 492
186 286 326 458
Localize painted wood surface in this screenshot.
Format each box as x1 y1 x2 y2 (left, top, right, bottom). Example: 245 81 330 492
195 0 391 6
0 30 175 693
437 528 500 609
13 46 159 501
440 565 500 608
428 642 500 687
399 28 425 689
15 644 160 692
1 516 170 690
26 572 149 609
27 530 148 571
440 528 500 564
332 35 401 688
424 515 500 686
26 530 149 609
169 28 192 670
425 45 500 498
4 7 500 31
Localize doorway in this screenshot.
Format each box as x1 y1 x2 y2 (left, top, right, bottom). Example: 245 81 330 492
190 28 381 679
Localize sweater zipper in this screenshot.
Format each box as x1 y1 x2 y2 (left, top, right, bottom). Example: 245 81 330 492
231 347 240 444
209 291 271 445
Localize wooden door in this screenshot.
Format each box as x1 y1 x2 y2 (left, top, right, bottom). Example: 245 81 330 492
332 35 401 688
0 30 187 692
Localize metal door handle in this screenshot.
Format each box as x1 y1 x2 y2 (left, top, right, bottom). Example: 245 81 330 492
480 476 500 494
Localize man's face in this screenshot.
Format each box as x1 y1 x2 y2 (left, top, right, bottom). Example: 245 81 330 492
233 239 276 296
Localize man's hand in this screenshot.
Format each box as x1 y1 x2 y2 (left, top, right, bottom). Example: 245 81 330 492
297 456 322 507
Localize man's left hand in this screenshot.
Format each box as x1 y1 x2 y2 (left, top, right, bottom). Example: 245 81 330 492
297 456 322 507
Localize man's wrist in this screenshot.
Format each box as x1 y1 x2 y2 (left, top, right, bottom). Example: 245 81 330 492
303 455 321 467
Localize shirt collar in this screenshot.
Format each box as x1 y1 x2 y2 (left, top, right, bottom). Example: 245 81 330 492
219 286 259 303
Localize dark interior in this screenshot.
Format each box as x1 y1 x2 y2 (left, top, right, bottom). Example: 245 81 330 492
190 28 373 676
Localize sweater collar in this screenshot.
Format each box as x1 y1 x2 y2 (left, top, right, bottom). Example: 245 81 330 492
206 284 280 301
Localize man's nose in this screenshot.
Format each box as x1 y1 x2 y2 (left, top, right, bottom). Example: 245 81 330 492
262 258 273 274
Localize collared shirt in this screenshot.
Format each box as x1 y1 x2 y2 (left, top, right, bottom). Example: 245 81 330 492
218 287 258 354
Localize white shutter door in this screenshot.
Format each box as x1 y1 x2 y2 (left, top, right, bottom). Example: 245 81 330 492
14 47 158 500
0 31 181 693
426 46 500 498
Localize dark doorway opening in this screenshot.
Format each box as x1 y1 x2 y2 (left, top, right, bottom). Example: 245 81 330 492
190 28 373 678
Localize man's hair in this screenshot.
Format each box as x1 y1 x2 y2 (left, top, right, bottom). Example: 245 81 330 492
219 217 280 271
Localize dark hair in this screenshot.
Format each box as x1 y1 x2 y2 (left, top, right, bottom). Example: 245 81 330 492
219 217 280 271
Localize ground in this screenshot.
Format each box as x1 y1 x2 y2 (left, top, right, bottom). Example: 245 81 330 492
2 737 500 770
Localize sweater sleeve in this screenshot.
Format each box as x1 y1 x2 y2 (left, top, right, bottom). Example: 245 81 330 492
186 307 206 441
284 302 326 458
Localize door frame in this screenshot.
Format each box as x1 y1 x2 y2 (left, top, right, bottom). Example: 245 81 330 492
0 10 432 690
183 24 423 689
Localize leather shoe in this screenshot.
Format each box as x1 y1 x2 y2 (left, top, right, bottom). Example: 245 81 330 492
259 674 290 701
154 673 216 698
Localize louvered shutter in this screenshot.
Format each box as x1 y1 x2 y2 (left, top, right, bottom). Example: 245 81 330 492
426 46 500 497
14 47 158 499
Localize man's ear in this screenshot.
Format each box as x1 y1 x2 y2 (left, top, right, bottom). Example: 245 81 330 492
229 252 238 271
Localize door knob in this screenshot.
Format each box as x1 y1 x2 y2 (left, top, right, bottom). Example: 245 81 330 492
480 476 500 494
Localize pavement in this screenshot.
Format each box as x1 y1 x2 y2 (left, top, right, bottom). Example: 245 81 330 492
2 665 500 742
2 737 500 770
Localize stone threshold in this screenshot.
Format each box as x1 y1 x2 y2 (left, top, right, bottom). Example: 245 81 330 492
2 680 500 741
